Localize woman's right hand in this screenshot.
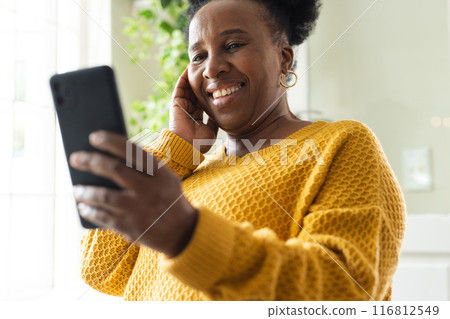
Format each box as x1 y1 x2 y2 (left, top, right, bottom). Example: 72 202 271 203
169 65 219 153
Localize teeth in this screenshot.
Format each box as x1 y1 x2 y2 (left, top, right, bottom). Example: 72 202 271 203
212 84 242 99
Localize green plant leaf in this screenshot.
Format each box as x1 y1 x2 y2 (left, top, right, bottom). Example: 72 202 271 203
180 52 189 62
138 9 154 20
175 14 187 29
159 21 174 34
160 0 171 9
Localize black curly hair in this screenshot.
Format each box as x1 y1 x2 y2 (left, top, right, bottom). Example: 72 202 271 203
185 0 321 47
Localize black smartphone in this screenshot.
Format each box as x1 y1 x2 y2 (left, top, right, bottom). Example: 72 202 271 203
50 66 127 229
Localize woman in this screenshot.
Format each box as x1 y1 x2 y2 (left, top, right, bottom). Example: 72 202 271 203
72 0 406 301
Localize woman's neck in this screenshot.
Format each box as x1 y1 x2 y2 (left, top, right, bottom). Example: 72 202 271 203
225 110 311 158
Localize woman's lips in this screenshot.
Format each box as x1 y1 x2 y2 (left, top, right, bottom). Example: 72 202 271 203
209 83 245 108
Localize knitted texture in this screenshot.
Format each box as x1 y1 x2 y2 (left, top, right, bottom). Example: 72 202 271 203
79 120 406 300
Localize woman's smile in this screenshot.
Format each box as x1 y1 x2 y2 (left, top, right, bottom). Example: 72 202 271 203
208 82 246 108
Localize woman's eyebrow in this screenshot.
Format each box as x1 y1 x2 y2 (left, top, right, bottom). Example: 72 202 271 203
189 28 249 52
218 28 249 37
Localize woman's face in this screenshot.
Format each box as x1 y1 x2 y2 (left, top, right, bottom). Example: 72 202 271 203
187 0 292 134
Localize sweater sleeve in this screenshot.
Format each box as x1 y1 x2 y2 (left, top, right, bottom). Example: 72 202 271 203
79 129 204 296
143 129 205 179
159 122 406 300
80 228 140 297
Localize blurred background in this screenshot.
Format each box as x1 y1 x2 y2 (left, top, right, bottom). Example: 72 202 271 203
0 0 449 300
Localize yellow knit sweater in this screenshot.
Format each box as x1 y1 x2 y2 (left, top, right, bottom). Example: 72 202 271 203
80 120 406 301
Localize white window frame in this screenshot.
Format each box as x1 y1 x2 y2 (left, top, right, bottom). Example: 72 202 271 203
0 0 115 301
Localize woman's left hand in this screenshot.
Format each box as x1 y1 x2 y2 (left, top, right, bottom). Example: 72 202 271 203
70 130 198 258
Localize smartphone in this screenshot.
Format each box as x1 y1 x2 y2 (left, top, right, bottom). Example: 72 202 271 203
50 66 127 229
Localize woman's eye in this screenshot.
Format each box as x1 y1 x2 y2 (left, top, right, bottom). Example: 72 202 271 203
192 54 206 62
226 43 243 50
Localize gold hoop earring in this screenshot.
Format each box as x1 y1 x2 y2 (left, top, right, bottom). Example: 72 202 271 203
280 70 298 88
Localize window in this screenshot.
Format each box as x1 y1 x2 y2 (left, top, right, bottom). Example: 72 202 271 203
0 0 113 300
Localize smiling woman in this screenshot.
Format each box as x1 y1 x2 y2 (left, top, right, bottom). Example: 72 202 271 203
75 0 406 301
184 0 318 138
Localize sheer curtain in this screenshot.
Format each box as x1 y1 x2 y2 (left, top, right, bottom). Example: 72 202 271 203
0 0 114 300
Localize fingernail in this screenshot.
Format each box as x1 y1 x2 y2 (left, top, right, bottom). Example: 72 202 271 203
78 202 86 211
89 131 105 145
73 186 84 199
71 153 88 165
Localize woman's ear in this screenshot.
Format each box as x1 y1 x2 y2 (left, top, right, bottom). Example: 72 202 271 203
280 43 294 74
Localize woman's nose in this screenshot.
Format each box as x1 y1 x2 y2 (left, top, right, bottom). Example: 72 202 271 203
203 54 230 79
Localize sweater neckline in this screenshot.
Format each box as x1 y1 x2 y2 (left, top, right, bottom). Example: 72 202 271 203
217 120 329 162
